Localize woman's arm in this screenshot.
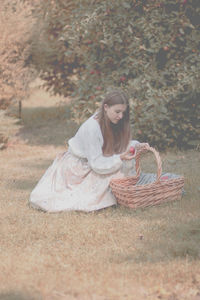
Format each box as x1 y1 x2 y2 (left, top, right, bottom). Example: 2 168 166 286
84 126 123 175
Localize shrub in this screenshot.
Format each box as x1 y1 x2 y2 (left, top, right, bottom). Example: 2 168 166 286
30 0 78 97
31 0 200 150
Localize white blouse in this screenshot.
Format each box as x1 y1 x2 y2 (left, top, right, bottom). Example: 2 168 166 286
68 115 139 175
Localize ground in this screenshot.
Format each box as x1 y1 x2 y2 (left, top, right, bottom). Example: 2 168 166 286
0 80 200 300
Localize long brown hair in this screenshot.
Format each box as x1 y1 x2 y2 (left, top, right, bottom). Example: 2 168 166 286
96 89 131 156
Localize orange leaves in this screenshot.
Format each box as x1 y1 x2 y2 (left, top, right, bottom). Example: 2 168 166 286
0 0 37 109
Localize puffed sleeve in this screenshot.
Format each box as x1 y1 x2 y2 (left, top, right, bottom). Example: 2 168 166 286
83 122 123 175
129 140 140 148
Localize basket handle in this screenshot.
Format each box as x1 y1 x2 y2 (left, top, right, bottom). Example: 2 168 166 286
135 145 162 182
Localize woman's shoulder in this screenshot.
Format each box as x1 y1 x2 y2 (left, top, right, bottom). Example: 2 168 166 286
72 114 101 141
81 113 100 132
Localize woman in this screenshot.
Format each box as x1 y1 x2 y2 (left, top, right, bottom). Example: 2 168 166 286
29 88 148 212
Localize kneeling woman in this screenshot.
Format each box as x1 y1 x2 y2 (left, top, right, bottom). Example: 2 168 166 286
29 89 147 212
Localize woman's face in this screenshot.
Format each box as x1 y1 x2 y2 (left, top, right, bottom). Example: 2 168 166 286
104 104 127 124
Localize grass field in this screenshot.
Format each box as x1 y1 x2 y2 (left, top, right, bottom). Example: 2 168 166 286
0 82 200 300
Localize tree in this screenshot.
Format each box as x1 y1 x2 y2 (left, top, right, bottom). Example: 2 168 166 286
0 0 38 110
31 0 200 149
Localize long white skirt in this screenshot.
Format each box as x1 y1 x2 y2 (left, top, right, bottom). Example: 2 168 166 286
29 151 123 212
29 151 181 213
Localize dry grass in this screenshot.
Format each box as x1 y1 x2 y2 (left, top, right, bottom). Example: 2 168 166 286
0 84 200 300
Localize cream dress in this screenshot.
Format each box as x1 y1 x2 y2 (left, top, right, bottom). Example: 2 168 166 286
29 115 140 212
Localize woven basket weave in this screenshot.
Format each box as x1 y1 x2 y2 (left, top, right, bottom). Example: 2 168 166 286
110 145 184 209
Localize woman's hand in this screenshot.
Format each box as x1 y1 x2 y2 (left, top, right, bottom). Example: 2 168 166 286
120 148 135 161
120 143 150 161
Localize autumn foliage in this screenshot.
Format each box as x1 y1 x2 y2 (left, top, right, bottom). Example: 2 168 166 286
0 0 37 110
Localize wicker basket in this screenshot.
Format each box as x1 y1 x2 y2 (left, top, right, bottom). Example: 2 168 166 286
110 145 184 209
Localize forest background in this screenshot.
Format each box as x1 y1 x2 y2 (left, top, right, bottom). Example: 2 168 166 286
0 0 199 150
